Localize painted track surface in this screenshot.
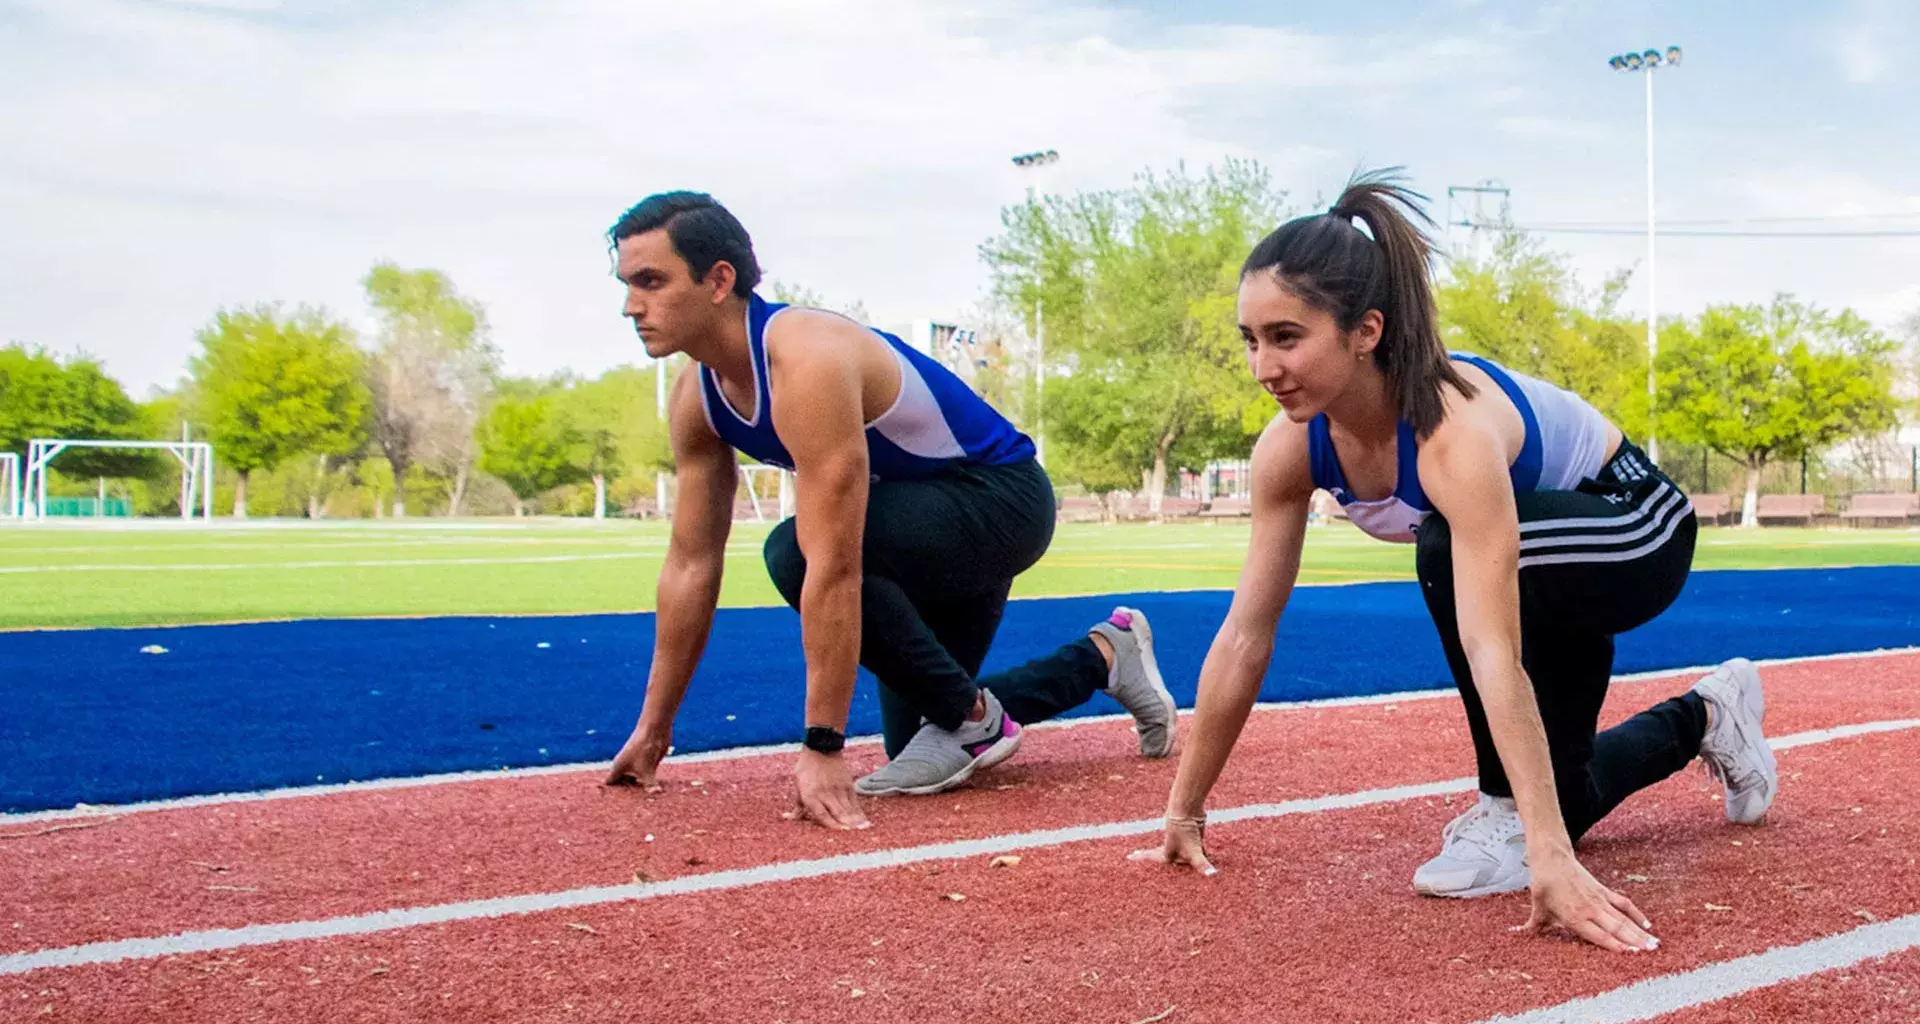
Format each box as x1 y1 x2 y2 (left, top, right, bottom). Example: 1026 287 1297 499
7 565 1920 813
6 653 1920 1021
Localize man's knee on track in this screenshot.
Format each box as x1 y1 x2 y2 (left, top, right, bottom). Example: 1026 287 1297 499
762 518 806 608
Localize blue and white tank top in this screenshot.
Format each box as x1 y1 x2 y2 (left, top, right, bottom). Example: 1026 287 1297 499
1309 353 1615 543
697 294 1036 481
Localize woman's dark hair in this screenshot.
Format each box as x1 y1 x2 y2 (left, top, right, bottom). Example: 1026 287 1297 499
1241 168 1470 435
608 191 762 298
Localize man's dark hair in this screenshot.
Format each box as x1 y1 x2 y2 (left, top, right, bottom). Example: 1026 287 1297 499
608 192 761 298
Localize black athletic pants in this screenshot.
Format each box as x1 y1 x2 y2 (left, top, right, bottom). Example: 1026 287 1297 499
1415 441 1708 843
763 457 1107 759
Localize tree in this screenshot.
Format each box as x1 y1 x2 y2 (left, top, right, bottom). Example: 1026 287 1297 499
188 306 369 517
477 392 590 515
1437 231 1646 431
982 160 1287 514
768 281 872 325
362 264 499 517
1896 307 1920 421
1659 295 1900 527
546 367 674 518
0 344 157 479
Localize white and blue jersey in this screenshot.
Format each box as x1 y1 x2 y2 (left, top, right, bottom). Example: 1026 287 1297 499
698 294 1036 481
1309 353 1615 543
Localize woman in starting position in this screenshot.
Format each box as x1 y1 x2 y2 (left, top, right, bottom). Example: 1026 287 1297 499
1134 171 1778 953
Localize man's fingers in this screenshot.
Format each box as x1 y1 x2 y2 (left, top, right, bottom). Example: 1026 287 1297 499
796 793 842 830
830 791 871 830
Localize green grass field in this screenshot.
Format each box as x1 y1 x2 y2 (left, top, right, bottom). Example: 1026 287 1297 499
2 518 1917 630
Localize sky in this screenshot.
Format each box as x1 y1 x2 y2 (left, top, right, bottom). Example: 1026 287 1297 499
2 0 1916 395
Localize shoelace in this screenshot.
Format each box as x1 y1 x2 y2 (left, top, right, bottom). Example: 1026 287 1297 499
1442 803 1522 855
1700 696 1763 792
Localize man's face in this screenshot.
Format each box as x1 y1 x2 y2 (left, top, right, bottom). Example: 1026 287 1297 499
615 229 722 360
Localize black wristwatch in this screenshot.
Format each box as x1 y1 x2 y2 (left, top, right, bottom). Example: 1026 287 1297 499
803 726 846 754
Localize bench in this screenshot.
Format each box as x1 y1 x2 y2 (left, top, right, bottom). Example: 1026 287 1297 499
1150 496 1204 519
1688 493 1732 526
1754 493 1825 526
1200 495 1252 518
1839 492 1918 526
1055 495 1106 523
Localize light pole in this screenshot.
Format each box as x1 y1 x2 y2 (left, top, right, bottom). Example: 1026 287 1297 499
1012 148 1059 466
1609 45 1681 463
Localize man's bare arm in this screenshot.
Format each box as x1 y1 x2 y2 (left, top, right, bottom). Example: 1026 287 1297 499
606 365 738 787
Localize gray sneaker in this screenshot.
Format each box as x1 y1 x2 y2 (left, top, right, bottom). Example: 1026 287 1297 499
1089 607 1176 758
854 689 1023 796
1693 658 1777 824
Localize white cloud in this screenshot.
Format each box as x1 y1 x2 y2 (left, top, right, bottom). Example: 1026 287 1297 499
1 0 1912 396
1495 116 1607 142
1832 0 1903 84
0 0 1518 392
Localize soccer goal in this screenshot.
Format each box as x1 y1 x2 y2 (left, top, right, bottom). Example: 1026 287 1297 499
24 438 214 520
737 465 794 523
0 452 19 519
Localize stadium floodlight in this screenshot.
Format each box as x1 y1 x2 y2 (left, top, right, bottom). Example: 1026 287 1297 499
1011 147 1062 467
1607 44 1682 463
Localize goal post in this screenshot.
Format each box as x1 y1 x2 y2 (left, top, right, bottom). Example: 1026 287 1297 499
24 439 214 520
0 452 18 519
737 465 795 523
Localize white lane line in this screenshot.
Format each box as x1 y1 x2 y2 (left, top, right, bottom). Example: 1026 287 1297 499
4 646 1914 827
4 718 1919 977
1469 912 1920 1024
0 779 1474 976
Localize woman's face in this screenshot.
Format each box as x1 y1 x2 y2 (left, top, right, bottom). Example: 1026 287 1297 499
1236 270 1382 422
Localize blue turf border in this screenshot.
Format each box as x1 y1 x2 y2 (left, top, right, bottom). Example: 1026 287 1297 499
2 566 1917 813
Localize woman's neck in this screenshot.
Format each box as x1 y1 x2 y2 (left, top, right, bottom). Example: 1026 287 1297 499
1322 360 1399 446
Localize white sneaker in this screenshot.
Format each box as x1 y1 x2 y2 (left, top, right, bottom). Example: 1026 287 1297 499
1693 658 1777 825
1412 793 1530 898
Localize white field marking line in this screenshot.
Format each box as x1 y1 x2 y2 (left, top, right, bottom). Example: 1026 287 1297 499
4 645 1915 827
1468 912 1920 1024
10 538 693 556
6 717 1920 978
0 549 775 574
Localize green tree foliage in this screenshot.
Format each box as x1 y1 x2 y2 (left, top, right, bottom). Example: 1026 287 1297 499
983 160 1286 511
1659 295 1900 526
477 392 590 514
767 281 872 325
188 305 369 517
362 264 499 516
1437 231 1645 432
0 344 157 478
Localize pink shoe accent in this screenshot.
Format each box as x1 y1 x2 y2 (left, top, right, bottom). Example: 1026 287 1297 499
1107 609 1134 629
963 713 1018 758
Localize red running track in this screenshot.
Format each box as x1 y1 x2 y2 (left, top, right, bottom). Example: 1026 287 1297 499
5 652 1920 1022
